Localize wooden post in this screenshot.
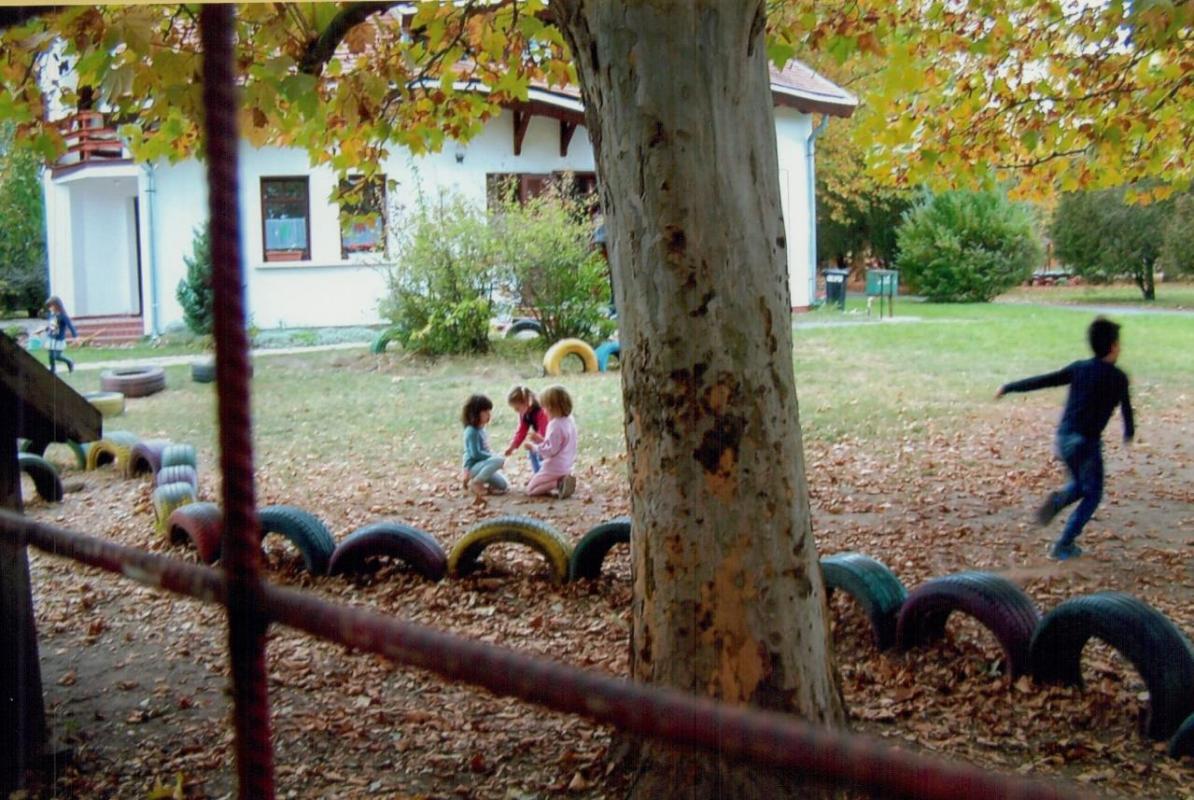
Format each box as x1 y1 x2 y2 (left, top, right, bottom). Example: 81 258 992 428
0 389 47 792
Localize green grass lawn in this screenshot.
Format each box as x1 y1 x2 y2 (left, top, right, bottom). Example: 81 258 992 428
999 280 1194 309
46 301 1193 473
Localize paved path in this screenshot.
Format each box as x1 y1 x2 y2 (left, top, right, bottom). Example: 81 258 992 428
69 341 369 372
994 300 1194 316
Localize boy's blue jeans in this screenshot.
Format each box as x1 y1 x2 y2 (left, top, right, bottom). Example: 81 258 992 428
1052 432 1104 548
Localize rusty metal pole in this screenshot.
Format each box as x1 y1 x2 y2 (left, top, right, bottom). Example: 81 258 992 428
198 7 275 798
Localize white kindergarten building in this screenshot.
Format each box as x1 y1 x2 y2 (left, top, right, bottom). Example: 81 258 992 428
42 61 856 335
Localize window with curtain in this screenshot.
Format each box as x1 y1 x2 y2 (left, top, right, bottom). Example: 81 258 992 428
339 175 387 258
261 177 310 262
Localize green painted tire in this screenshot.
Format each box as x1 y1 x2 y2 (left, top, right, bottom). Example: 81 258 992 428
17 453 63 502
85 391 125 418
449 515 571 583
153 482 197 534
370 328 399 354
257 505 336 575
161 443 198 470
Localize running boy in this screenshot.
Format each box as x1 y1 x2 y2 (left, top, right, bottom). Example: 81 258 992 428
996 317 1134 560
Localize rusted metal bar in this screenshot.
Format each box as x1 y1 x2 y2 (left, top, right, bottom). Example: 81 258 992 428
197 6 275 798
0 512 1086 800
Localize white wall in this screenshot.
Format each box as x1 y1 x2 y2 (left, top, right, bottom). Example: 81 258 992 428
49 104 817 329
774 108 814 310
147 108 597 330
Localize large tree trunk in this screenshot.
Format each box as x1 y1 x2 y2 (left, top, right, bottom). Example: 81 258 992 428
554 3 845 797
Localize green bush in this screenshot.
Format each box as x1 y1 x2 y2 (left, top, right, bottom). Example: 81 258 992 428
1159 192 1194 280
381 191 495 356
490 180 614 343
895 190 1042 302
176 223 214 334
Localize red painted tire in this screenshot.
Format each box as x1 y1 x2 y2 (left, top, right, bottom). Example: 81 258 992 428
167 502 222 564
896 571 1040 677
327 522 447 581
127 440 171 478
100 366 166 398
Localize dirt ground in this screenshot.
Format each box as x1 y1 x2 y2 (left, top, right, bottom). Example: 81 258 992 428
17 401 1194 799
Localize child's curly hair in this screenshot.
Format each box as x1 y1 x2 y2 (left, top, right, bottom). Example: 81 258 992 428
461 394 493 427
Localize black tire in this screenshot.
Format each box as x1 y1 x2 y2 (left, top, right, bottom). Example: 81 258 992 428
569 518 630 581
128 440 171 478
100 366 167 398
17 453 63 503
820 553 908 651
191 359 215 384
449 515 571 583
327 522 447 581
1029 592 1194 740
1170 713 1194 759
896 571 1040 677
506 318 543 339
156 465 198 491
161 443 198 470
167 502 222 564
16 438 35 453
258 505 335 576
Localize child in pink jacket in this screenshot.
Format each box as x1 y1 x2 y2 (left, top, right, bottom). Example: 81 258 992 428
524 385 577 498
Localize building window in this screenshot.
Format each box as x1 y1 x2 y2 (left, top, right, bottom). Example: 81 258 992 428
339 175 387 258
486 172 598 207
261 177 310 262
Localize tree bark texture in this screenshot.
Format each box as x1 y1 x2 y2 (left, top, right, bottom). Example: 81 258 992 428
554 2 845 797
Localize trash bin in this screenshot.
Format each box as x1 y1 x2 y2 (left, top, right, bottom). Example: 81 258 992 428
824 269 849 310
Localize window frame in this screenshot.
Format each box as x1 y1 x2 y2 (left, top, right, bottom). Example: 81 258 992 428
260 176 311 262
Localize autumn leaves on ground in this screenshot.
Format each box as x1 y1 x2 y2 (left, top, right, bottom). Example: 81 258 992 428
22 297 1194 799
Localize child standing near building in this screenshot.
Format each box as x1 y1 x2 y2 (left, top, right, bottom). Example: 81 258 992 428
504 385 549 473
996 317 1134 561
43 296 77 374
460 394 508 503
525 385 578 499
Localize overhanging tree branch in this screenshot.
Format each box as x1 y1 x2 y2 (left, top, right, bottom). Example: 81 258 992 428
298 2 401 75
0 6 65 30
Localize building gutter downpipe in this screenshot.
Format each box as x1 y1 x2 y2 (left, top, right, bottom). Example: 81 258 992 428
142 162 160 336
806 114 830 308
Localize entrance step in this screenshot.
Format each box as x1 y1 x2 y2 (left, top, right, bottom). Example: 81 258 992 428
73 315 145 345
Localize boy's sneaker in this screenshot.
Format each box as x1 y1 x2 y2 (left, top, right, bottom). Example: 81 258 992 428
1035 491 1061 526
557 475 576 499
1047 543 1083 561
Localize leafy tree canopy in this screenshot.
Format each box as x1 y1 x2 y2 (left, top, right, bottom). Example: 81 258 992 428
0 1 1189 200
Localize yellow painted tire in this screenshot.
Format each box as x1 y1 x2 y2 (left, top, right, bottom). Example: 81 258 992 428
542 338 599 376
153 482 197 535
85 431 141 472
449 515 572 583
84 391 126 418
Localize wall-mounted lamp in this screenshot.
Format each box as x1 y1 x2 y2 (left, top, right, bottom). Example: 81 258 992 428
454 146 465 164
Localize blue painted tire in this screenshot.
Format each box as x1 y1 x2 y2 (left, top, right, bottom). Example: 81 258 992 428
595 341 621 372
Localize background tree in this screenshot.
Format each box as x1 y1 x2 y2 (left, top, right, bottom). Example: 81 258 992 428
0 124 48 317
896 189 1043 302
176 223 215 335
1050 188 1171 300
1159 192 1194 280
